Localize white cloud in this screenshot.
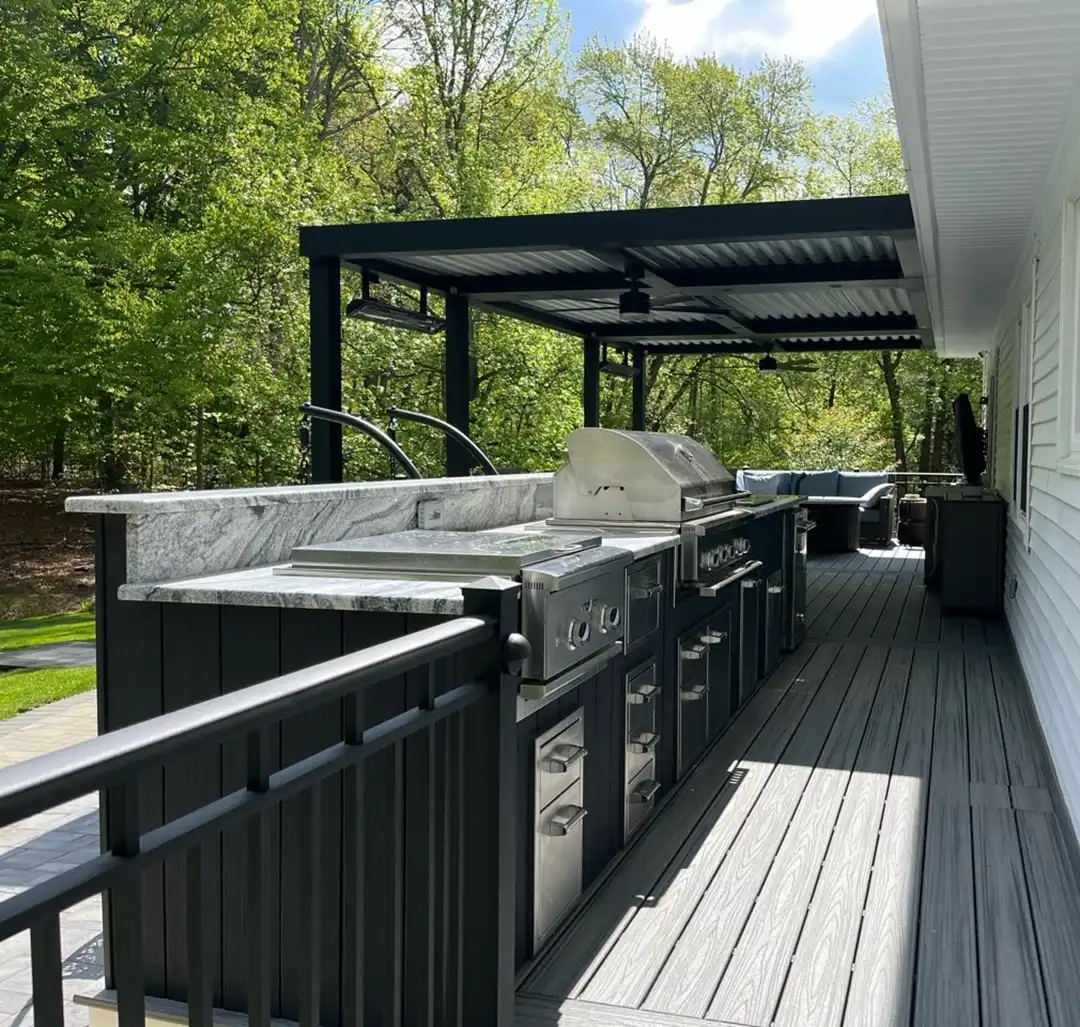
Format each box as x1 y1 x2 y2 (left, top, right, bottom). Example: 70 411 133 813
634 0 877 62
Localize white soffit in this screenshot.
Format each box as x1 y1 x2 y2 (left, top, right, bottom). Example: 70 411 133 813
879 0 1080 357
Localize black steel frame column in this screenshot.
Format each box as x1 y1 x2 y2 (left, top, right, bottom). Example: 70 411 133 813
444 295 472 476
632 346 647 431
309 258 343 483
583 336 600 428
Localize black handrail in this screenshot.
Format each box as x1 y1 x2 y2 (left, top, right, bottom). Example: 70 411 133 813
386 406 500 476
0 616 493 829
301 403 423 479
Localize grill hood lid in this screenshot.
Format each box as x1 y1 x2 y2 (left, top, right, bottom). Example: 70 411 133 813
551 428 737 525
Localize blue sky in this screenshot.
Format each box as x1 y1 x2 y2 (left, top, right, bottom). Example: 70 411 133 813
562 0 888 115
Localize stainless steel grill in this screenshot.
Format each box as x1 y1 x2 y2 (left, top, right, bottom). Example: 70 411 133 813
549 428 761 594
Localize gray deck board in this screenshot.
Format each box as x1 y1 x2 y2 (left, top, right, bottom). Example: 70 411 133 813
704 648 889 1025
972 806 1049 1026
913 650 979 1025
773 648 912 1027
843 649 937 1027
1017 811 1080 1026
521 553 1080 1027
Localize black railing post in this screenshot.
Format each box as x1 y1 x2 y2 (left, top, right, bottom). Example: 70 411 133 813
460 579 526 1027
107 780 145 1027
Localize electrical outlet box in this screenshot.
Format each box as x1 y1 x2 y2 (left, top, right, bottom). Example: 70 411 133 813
418 499 444 530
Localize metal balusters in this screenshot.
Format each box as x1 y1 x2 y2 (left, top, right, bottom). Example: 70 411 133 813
246 729 273 1027
340 691 365 1027
107 780 146 1027
296 786 321 1027
404 664 437 1027
30 916 64 1027
185 843 213 1027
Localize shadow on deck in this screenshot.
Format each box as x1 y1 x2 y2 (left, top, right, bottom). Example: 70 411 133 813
516 548 1080 1027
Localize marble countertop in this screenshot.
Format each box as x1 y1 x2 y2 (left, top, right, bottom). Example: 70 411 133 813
66 472 553 515
114 501 795 615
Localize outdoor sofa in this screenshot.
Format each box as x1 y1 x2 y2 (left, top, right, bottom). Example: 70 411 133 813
735 469 896 548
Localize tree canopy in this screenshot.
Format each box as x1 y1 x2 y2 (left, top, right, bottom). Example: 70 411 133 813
0 0 980 489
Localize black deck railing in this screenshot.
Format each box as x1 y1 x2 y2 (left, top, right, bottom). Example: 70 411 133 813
0 581 526 1027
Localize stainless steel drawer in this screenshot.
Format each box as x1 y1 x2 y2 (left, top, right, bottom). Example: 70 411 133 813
626 719 659 782
625 660 660 735
626 556 664 645
534 776 586 946
624 761 660 842
535 710 586 814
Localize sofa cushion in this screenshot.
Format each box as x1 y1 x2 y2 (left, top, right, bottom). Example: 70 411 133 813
793 469 839 496
737 470 791 495
837 471 888 499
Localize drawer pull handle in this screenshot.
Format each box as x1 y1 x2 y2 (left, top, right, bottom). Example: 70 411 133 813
700 630 728 644
543 804 587 836
681 683 709 700
681 644 706 660
630 583 663 600
628 683 660 705
630 779 661 804
540 743 588 774
628 731 659 754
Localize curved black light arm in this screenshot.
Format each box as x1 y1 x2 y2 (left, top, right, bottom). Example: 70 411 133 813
300 403 423 480
386 406 500 476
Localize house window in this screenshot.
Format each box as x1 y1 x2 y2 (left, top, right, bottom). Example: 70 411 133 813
1059 199 1080 474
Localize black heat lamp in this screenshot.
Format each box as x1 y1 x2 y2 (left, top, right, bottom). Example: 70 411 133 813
346 275 445 334
600 346 639 379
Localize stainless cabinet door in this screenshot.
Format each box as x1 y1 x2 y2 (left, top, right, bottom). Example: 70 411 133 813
534 776 587 946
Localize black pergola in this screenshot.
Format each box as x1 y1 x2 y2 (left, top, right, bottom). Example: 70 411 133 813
299 194 928 481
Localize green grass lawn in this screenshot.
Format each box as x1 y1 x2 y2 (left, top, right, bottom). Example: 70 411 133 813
0 610 95 651
0 666 96 721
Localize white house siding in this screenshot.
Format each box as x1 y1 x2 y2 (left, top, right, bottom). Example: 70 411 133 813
991 206 1080 835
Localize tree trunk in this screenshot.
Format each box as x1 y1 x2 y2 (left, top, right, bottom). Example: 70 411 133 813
195 405 205 490
51 425 65 481
878 353 907 470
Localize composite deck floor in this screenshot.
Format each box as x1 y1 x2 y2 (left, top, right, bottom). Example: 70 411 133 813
517 547 1080 1027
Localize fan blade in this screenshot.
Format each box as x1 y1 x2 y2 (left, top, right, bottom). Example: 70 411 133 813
775 361 818 372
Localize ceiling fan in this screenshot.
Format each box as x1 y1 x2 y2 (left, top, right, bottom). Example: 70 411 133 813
757 353 818 374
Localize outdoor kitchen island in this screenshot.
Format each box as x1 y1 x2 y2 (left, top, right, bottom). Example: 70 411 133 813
69 432 800 1025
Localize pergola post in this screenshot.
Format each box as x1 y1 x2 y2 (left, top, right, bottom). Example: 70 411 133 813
309 257 342 483
445 294 472 476
632 346 647 431
583 336 600 428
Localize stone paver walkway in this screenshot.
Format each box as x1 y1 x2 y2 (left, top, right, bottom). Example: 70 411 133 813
0 692 103 1027
0 643 96 671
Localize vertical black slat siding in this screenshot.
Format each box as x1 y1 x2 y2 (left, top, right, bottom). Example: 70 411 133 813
296 786 322 1027
186 844 214 1027
219 606 282 1013
342 612 408 1026
447 709 466 1027
340 690 365 1027
30 917 64 1027
278 609 344 1024
161 604 222 1003
403 664 437 1027
97 514 166 994
246 729 274 1027
108 779 146 1027
309 256 343 484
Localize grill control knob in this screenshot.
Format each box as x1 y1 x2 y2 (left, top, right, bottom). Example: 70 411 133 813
706 549 722 569
594 604 621 632
566 618 591 649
